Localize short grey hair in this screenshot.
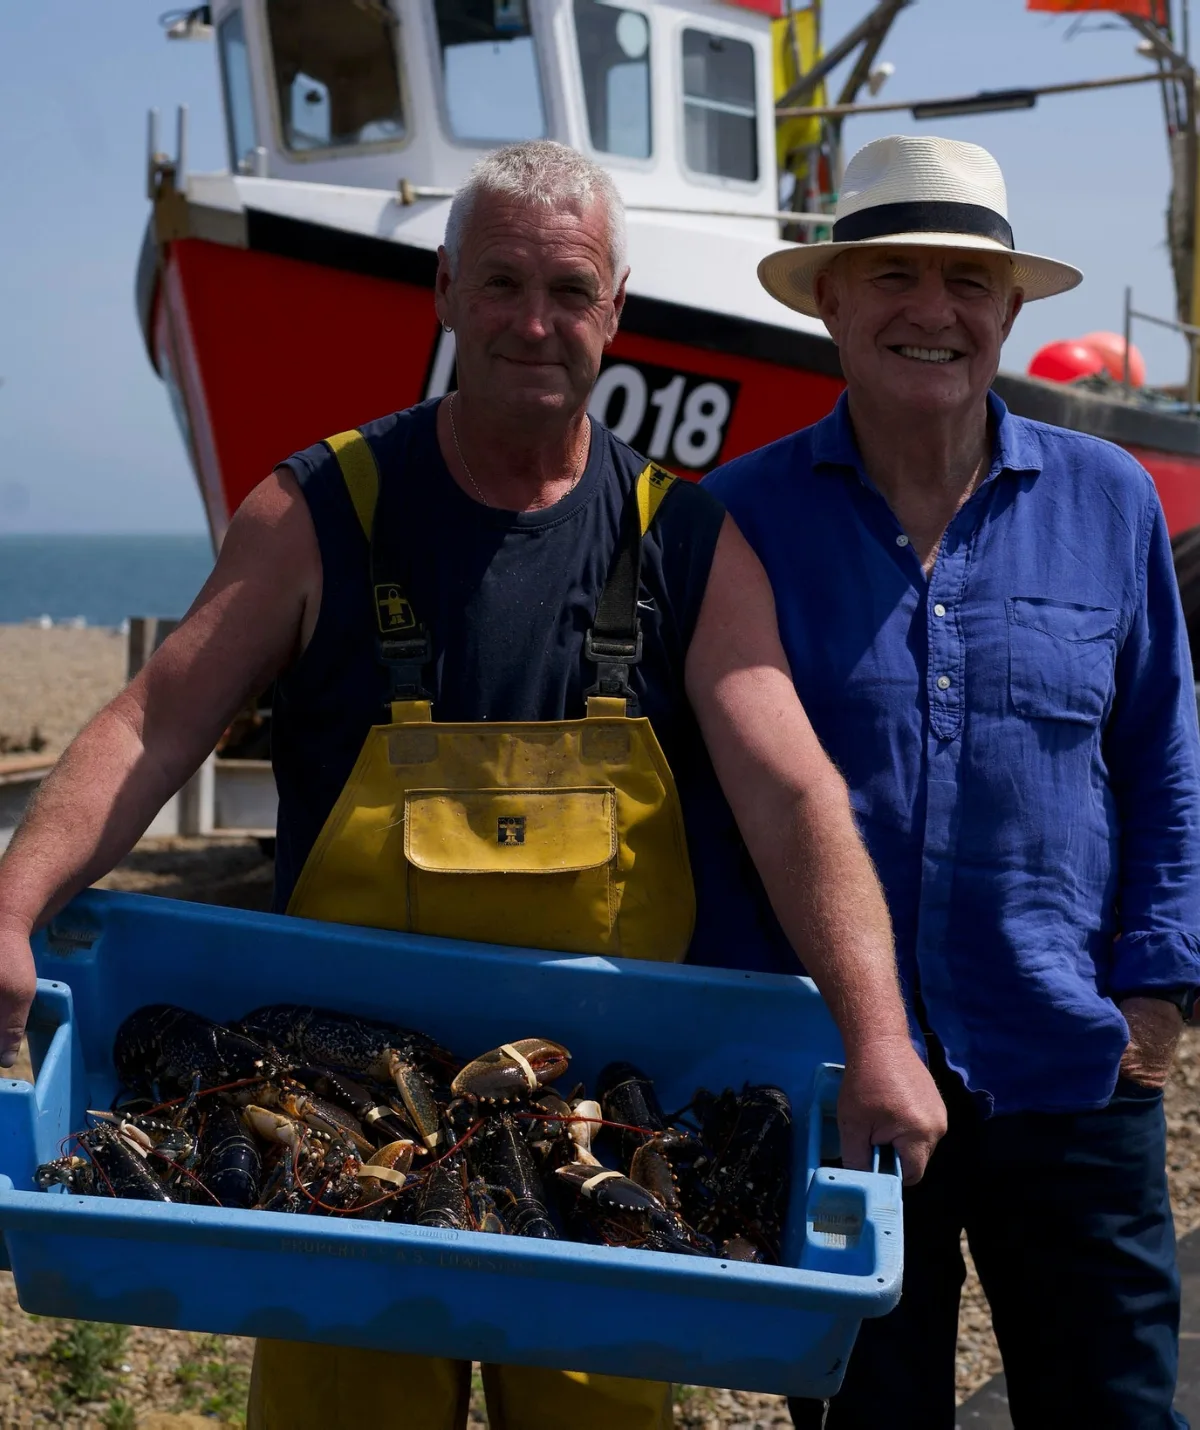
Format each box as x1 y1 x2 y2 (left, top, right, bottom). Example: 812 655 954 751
443 140 628 293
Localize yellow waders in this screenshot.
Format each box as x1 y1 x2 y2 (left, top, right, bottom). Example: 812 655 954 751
247 428 691 1429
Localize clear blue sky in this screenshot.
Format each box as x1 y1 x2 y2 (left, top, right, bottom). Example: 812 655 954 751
0 0 1190 534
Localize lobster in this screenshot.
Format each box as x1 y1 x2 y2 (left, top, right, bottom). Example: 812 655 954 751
238 1005 452 1152
466 1111 557 1239
113 1004 278 1100
304 1069 416 1149
197 1105 261 1209
597 1062 702 1213
415 1152 472 1231
74 1121 177 1203
690 1084 793 1260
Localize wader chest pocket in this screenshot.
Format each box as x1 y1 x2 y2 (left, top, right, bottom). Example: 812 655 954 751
404 788 617 874
403 788 618 951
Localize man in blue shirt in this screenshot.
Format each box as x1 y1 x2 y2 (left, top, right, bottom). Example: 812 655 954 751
708 135 1200 1428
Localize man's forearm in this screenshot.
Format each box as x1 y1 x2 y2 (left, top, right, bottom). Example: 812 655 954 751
680 518 946 1177
743 769 909 1051
734 764 949 1180
0 695 181 933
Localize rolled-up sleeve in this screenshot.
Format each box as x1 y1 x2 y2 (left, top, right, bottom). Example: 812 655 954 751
1105 491 1200 994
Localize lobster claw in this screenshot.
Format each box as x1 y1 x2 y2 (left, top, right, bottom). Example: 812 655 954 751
466 1177 509 1235
555 1162 665 1214
279 1088 375 1157
35 1155 90 1192
388 1052 444 1151
244 1105 305 1152
568 1099 603 1169
365 1139 416 1175
532 1089 571 1134
630 1136 680 1212
450 1039 571 1103
353 1139 416 1205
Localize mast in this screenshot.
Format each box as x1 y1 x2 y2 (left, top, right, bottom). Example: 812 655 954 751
772 0 910 237
1116 3 1200 398
1118 7 1195 328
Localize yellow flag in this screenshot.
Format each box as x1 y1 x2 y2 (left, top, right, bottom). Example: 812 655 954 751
772 9 823 174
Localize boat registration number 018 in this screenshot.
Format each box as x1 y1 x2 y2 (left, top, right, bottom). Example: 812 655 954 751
425 331 738 474
589 359 740 472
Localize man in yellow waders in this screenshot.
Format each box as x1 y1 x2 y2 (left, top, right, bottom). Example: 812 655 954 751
0 141 946 1429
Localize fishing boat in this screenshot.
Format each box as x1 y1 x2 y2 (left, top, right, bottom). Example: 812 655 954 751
138 0 1200 626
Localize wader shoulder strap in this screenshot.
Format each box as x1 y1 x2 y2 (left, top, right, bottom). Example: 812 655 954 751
586 463 679 716
325 428 433 716
325 429 379 542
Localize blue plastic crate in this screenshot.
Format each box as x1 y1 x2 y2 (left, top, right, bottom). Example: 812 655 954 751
0 889 902 1397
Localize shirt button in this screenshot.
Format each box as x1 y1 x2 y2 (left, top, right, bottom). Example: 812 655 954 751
936 675 951 690
895 534 910 547
933 603 946 617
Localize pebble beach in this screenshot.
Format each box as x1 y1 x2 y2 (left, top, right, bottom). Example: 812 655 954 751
0 626 126 756
1 620 1199 1425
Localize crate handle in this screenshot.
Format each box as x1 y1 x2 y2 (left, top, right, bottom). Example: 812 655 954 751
806 1063 901 1183
25 982 75 1114
0 981 81 1204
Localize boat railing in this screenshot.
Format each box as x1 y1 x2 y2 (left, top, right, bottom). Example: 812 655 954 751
1124 285 1200 411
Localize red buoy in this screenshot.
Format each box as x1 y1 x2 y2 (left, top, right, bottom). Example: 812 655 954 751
1080 331 1147 387
1027 339 1106 384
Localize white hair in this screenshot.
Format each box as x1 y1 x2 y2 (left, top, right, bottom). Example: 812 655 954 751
443 140 628 294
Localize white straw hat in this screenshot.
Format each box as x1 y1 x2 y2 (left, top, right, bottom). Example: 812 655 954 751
759 135 1082 319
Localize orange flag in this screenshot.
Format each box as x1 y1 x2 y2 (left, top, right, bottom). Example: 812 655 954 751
1027 0 1163 15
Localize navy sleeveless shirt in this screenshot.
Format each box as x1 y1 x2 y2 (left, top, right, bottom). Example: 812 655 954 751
273 398 793 973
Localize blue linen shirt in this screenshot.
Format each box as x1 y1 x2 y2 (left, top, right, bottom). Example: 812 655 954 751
706 391 1200 1115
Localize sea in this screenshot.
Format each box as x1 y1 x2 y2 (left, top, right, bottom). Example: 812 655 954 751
0 535 216 628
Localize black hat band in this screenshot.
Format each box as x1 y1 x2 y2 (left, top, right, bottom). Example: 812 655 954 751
832 200 1014 249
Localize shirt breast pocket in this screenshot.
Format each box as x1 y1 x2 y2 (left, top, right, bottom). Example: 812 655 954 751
1006 597 1119 725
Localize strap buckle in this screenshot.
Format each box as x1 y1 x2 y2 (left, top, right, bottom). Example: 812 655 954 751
379 631 433 703
584 626 643 703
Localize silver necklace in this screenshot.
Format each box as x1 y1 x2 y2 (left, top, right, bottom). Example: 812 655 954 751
448 392 588 508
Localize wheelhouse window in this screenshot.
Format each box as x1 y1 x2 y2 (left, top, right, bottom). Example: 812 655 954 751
574 0 651 160
681 29 758 183
218 10 259 172
434 0 547 143
265 0 405 152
